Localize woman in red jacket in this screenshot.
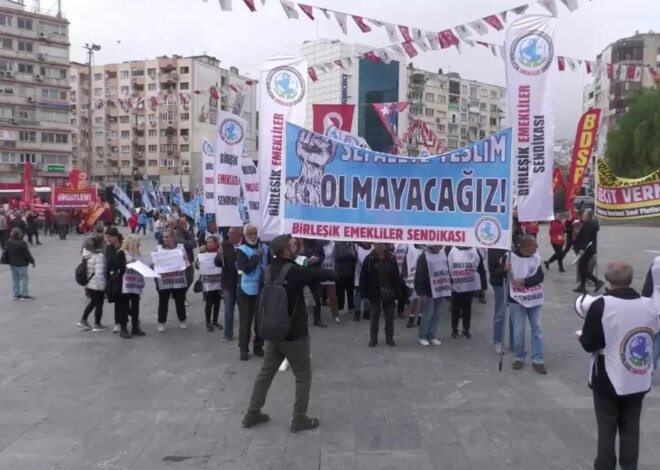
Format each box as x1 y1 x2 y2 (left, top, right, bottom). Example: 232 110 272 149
544 212 566 272
127 212 138 234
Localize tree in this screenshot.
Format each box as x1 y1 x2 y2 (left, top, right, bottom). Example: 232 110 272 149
605 88 660 177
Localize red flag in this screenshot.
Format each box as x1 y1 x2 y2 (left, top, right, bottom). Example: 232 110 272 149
567 109 601 210
312 104 355 134
557 56 565 71
242 0 257 12
245 79 254 85
209 86 220 100
398 25 413 43
363 51 382 63
298 4 314 20
627 64 636 80
585 61 592 74
228 84 239 92
438 29 460 49
352 15 371 33
307 67 318 82
606 63 613 79
552 167 567 194
372 102 409 141
334 59 345 69
482 14 504 31
22 161 33 205
402 41 418 58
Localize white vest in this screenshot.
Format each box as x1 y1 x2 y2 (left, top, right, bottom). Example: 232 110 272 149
426 251 451 299
122 252 145 295
650 256 660 314
201 273 222 292
321 242 336 285
354 245 373 287
155 244 188 290
405 246 422 290
394 244 408 275
448 247 480 293
596 296 659 396
508 252 544 308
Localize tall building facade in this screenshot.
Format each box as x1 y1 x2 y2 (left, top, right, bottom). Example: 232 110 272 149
407 67 506 154
587 31 660 155
301 39 408 153
70 55 257 193
0 0 70 185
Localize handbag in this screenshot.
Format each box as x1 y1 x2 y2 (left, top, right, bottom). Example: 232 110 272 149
0 249 8 265
379 286 397 303
193 278 203 293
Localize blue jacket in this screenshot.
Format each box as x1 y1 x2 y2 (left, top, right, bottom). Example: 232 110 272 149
236 242 270 296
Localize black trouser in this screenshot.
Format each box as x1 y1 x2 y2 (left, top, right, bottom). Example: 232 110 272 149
579 251 600 288
82 289 105 324
310 283 322 322
137 224 146 235
56 224 66 240
369 300 395 341
184 265 194 296
451 291 473 333
593 391 644 470
397 286 410 315
0 229 6 249
115 293 140 328
336 275 355 311
238 294 263 353
547 243 565 270
205 290 221 324
562 237 574 258
157 288 187 323
26 231 39 245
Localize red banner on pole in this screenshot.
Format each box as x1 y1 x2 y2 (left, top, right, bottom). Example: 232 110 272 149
552 166 567 193
312 104 355 134
52 186 98 208
567 109 601 210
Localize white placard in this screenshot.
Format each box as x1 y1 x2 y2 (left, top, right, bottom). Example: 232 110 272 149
215 110 247 227
201 138 216 215
127 260 161 279
240 157 261 227
151 249 186 274
198 252 222 275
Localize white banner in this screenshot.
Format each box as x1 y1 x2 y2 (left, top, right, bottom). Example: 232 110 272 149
258 54 308 241
239 157 261 227
112 184 134 220
201 138 216 216
198 252 222 275
505 14 556 222
151 249 186 274
127 260 161 278
215 110 247 227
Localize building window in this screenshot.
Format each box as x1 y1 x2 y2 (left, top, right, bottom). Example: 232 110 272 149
131 69 144 77
148 129 157 137
19 130 36 142
0 60 12 72
179 82 189 90
1 38 12 49
121 145 130 153
17 40 32 52
490 90 498 98
120 160 130 167
490 117 497 126
119 85 129 94
94 117 103 124
105 86 116 95
425 93 434 102
148 114 156 122
148 83 157 91
437 124 446 133
120 130 130 138
148 145 157 152
119 115 129 123
17 63 33 74
160 112 174 122
161 159 173 168
424 108 435 117
95 146 103 154
0 15 12 26
120 70 129 79
179 144 189 152
180 128 189 137
179 66 189 74
18 108 35 120
93 87 102 96
42 132 68 144
160 144 177 152
0 86 12 94
94 73 103 81
41 88 67 100
148 159 157 167
180 112 189 121
448 139 458 149
180 160 190 167
147 68 156 77
20 153 36 163
17 18 32 30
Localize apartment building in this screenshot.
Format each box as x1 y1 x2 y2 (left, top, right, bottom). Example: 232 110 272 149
407 66 506 153
70 55 257 192
0 0 71 185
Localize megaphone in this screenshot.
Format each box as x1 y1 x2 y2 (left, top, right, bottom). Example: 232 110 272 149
574 293 601 318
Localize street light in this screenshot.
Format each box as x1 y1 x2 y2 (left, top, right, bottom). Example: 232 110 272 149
82 43 101 181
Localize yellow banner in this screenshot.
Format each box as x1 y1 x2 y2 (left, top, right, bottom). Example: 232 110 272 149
596 159 660 219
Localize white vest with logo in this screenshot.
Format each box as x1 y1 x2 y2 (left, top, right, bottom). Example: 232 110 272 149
448 247 480 293
426 251 451 299
155 244 188 290
395 244 408 275
121 252 145 295
321 242 336 286
596 296 659 396
405 246 422 290
354 245 373 287
508 252 544 308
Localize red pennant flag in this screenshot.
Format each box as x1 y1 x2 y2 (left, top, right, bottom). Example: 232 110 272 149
245 79 254 85
352 15 371 33
402 41 418 58
209 86 220 99
438 29 460 49
627 64 636 80
307 67 318 82
398 25 413 43
585 61 592 74
334 59 345 69
228 84 239 92
557 56 565 71
298 4 314 20
606 63 613 79
242 0 257 12
482 14 504 31
363 51 382 63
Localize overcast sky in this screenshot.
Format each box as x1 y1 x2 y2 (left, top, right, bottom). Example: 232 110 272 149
61 0 660 138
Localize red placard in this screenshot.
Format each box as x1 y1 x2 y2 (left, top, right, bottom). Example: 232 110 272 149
52 186 98 208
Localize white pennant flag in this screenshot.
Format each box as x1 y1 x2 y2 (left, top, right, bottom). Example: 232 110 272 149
388 44 405 57
455 24 472 40
376 50 392 64
334 11 348 34
539 0 558 16
412 28 423 41
369 18 384 27
385 23 400 43
261 0 267 4
567 58 577 71
634 65 642 82
456 42 463 55
320 8 330 19
560 0 579 12
490 44 498 57
279 0 298 19
218 0 232 11
414 37 430 52
464 38 475 47
468 20 489 35
323 62 336 71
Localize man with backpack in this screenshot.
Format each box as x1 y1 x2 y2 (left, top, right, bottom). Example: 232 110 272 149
242 234 338 433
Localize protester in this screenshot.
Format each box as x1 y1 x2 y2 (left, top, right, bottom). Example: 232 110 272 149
214 226 242 342
579 260 659 470
154 213 168 243
198 219 221 247
488 247 514 354
447 246 484 339
137 210 147 236
360 243 401 347
574 209 605 293
55 209 67 240
145 208 154 233
110 234 146 338
44 209 54 236
128 211 138 234
0 209 7 249
154 228 188 332
414 245 450 346
641 256 660 371
320 240 341 324
242 234 338 433
77 231 108 332
25 210 41 246
197 235 224 332
104 227 124 333
544 212 566 272
173 217 197 306
562 209 577 259
476 247 488 304
507 235 546 374
521 220 539 239
236 224 269 360
11 212 26 237
353 242 373 322
302 239 327 327
334 242 356 315
5 228 35 300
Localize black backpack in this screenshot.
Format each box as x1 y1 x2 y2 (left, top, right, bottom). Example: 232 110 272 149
257 264 295 342
75 257 93 286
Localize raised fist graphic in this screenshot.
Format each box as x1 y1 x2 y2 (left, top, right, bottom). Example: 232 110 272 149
286 129 337 206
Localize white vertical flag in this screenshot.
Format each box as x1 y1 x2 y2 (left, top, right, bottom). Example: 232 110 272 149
505 14 557 222
425 31 440 50
334 11 348 34
455 25 472 40
201 138 216 216
258 55 308 240
215 110 247 227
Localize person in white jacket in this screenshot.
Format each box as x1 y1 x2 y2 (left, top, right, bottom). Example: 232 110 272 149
76 233 108 332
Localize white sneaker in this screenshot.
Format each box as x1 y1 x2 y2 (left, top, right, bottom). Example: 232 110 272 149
157 323 165 333
418 339 430 347
278 359 289 372
430 338 442 346
113 324 120 334
494 343 505 355
179 321 188 330
184 301 190 307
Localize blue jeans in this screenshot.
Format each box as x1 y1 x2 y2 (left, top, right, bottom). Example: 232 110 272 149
654 333 660 371
419 297 443 340
223 288 237 339
10 266 29 298
509 303 544 364
493 285 514 348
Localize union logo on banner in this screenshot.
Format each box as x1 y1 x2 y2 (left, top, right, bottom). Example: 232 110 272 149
266 66 306 107
509 31 555 76
218 118 245 145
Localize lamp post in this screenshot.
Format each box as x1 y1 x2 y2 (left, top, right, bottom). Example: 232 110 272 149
83 43 100 181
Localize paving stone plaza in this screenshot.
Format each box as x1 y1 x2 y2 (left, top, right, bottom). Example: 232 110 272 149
1 224 659 469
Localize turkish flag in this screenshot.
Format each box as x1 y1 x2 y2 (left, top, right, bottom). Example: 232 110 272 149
402 41 418 58
557 56 565 71
312 104 356 134
352 15 371 33
298 4 314 20
209 87 220 100
606 63 613 79
585 61 592 74
363 51 382 63
482 15 504 31
627 64 636 80
307 67 318 82
398 25 413 43
242 0 257 12
438 29 460 49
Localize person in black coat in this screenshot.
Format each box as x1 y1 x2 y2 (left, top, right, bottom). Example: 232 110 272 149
214 226 242 342
302 239 327 327
334 242 356 313
359 243 402 347
25 211 41 246
574 209 604 293
5 228 35 300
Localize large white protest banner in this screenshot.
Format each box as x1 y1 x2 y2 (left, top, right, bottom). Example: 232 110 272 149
151 249 186 274
505 14 556 222
240 157 261 227
258 54 308 240
201 138 216 215
215 111 247 227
